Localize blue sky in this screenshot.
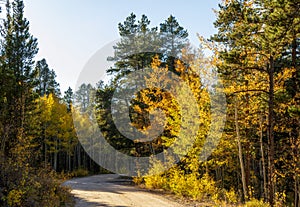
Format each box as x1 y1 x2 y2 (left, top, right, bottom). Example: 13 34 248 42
23 0 221 93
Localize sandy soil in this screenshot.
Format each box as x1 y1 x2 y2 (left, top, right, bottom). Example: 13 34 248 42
64 174 185 207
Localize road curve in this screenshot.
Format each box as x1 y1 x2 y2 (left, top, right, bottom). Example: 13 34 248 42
64 174 184 207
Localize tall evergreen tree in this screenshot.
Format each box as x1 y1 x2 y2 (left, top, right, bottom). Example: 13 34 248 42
107 13 189 80
75 83 96 112
211 0 299 205
107 13 160 81
0 0 38 156
34 58 61 97
159 15 188 72
0 1 74 206
64 86 74 112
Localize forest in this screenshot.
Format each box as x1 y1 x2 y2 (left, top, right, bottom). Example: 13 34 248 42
0 0 299 206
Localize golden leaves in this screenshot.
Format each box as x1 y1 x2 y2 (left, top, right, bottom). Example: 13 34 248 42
274 67 296 92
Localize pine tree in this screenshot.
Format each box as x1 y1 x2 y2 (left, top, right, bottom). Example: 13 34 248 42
211 0 299 205
159 15 188 73
107 13 160 80
34 58 61 97
75 83 96 112
64 87 74 112
0 1 74 205
0 0 38 156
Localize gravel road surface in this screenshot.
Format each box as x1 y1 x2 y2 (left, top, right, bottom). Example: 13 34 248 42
64 174 185 207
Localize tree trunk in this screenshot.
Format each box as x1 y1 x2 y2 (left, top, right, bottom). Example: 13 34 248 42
54 151 57 171
293 131 300 207
260 113 267 200
295 174 300 207
68 153 71 172
44 143 47 167
235 98 248 201
77 144 81 168
268 56 275 206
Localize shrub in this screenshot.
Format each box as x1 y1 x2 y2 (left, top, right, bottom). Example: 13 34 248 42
143 158 169 189
245 198 270 207
71 168 89 177
144 164 220 201
0 157 74 207
212 188 238 206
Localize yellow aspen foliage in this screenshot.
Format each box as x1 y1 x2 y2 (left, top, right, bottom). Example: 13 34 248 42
140 52 227 202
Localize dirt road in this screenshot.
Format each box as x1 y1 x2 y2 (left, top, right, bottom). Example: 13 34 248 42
64 174 184 207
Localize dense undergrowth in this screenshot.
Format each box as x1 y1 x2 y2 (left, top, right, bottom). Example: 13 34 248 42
0 156 74 207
